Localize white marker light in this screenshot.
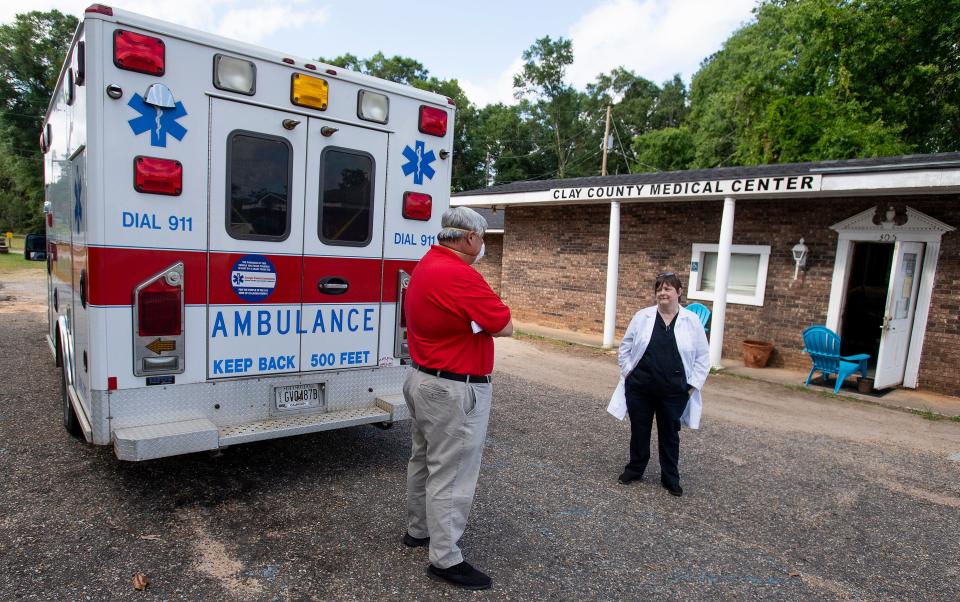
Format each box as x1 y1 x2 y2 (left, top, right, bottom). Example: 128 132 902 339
358 90 389 124
214 54 256 95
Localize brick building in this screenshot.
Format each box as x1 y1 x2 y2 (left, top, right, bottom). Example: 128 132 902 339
472 208 504 294
454 153 960 397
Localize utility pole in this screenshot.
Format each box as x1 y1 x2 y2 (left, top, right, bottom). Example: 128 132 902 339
601 104 612 176
601 105 619 348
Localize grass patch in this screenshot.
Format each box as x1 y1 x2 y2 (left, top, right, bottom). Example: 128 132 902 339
0 251 45 273
908 408 960 422
714 369 752 380
782 382 838 399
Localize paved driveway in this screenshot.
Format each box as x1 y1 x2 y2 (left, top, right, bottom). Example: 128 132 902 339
1 271 958 600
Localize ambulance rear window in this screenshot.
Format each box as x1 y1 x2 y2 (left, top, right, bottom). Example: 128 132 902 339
226 131 292 240
319 148 374 246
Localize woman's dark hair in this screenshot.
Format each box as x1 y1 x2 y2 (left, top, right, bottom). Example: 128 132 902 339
654 271 683 292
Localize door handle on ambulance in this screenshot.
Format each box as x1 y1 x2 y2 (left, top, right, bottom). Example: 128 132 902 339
318 277 349 295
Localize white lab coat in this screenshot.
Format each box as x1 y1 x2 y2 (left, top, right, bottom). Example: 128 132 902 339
606 306 711 429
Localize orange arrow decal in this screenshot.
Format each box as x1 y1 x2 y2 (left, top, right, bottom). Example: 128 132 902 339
145 338 176 354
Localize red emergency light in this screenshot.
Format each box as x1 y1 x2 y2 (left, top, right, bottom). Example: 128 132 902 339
134 156 182 195
137 278 182 337
114 29 165 75
402 192 432 221
418 106 447 137
85 4 113 16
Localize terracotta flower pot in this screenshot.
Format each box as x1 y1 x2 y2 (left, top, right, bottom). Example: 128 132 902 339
742 340 774 368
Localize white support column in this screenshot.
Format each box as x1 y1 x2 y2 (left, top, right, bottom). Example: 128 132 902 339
709 197 736 368
602 201 621 348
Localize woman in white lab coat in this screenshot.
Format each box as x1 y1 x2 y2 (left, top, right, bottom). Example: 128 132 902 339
607 272 710 496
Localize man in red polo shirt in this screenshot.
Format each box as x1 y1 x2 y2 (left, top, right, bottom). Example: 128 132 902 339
401 206 512 590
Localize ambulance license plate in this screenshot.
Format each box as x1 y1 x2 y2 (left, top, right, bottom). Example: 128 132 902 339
274 384 323 411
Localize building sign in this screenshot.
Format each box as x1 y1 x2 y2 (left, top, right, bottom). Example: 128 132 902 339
550 174 822 201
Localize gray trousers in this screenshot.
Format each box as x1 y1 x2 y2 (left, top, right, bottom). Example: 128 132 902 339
403 368 492 568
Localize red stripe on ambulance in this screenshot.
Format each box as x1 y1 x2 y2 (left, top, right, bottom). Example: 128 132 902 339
88 246 206 305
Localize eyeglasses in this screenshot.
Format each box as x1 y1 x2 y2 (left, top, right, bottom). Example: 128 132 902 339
656 271 676 278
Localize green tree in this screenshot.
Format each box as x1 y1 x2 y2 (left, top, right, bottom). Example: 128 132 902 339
319 52 429 86
512 36 589 179
0 10 78 232
688 0 959 167
584 68 659 175
584 70 692 174
632 127 695 172
474 102 554 184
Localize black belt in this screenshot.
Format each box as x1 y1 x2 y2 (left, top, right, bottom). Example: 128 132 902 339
416 365 491 383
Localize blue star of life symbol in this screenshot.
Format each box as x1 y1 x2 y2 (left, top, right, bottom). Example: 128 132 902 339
232 273 244 285
127 93 188 147
401 140 436 185
73 165 82 233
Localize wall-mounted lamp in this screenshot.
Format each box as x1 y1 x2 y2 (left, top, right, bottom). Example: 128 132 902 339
791 238 809 280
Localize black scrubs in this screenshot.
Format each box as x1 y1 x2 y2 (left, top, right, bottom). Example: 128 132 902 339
622 312 689 487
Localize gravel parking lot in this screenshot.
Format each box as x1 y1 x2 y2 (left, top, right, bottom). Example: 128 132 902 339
1 270 959 600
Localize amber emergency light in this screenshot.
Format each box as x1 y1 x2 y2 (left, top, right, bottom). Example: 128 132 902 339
291 73 328 110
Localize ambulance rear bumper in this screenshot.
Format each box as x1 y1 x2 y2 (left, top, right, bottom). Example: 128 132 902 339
113 394 409 461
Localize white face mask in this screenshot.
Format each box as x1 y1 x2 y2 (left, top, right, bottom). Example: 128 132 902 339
476 243 485 261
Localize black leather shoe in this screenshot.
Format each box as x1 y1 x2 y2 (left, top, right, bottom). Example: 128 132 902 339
427 561 492 590
402 533 429 548
618 471 643 485
661 480 683 496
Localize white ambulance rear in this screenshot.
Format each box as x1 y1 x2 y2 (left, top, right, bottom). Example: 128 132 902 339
43 4 454 460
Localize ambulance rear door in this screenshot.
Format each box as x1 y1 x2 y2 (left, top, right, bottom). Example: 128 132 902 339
300 118 387 373
208 99 306 378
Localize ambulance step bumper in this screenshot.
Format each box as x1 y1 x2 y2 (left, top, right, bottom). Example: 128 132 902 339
114 419 219 461
113 402 409 461
218 406 392 447
375 394 409 421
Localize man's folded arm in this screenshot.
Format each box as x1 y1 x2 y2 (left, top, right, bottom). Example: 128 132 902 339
491 319 513 337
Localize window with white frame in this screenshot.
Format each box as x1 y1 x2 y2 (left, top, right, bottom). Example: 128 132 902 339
688 243 770 306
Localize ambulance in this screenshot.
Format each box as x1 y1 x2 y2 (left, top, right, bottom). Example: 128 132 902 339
42 4 454 460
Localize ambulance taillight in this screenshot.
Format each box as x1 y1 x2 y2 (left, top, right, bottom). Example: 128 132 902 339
133 263 185 376
137 279 181 336
418 106 447 137
114 30 165 75
133 156 183 196
402 192 432 221
134 157 182 196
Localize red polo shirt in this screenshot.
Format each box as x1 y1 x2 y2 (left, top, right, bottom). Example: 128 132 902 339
404 245 511 375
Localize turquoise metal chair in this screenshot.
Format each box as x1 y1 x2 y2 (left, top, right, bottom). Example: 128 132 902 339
686 303 711 334
802 325 870 393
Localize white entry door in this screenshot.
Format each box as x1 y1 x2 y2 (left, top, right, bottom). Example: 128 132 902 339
873 241 924 388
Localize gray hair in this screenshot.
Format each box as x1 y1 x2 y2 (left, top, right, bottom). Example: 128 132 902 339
438 207 487 241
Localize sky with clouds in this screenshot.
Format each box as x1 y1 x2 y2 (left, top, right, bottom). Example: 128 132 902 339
8 0 758 106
